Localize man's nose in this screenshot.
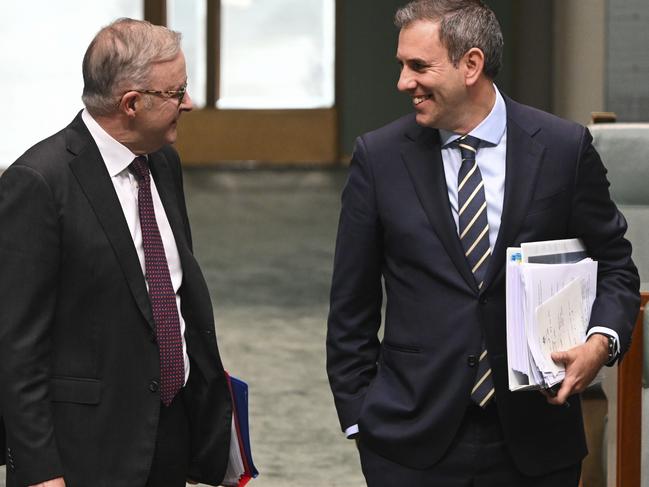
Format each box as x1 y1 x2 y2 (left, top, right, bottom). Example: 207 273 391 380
181 91 193 111
397 69 416 92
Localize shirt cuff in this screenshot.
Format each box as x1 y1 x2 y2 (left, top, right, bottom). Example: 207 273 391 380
587 326 620 355
344 424 359 438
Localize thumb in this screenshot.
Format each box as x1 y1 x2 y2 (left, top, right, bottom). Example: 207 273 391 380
551 350 570 365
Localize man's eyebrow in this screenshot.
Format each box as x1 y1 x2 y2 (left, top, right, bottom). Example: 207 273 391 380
169 79 187 90
397 56 429 65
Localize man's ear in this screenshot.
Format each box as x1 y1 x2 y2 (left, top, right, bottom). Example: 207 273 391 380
463 47 485 86
119 91 139 118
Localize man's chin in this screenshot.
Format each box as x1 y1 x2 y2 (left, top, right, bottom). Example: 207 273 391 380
414 112 436 128
165 130 178 146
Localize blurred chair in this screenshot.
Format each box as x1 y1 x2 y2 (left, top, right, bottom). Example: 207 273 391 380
590 123 649 285
589 121 649 487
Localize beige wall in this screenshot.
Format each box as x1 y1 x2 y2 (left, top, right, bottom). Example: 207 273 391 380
552 3 621 485
552 0 606 125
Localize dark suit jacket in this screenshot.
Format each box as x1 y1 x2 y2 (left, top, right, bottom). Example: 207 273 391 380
326 96 640 476
0 417 5 465
0 112 231 487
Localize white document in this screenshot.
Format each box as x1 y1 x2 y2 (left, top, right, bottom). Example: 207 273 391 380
506 248 535 390
222 415 245 487
506 238 597 391
534 277 587 384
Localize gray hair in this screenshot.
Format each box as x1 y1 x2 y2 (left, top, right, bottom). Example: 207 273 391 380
82 18 182 116
395 0 503 79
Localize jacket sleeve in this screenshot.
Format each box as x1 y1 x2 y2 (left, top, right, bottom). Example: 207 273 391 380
1 416 5 465
0 165 64 484
326 136 384 431
570 128 641 357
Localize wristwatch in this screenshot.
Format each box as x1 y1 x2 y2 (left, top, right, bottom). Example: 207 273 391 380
597 333 618 366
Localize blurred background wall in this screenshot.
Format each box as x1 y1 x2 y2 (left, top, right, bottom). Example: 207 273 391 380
1 2 649 487
2 0 648 168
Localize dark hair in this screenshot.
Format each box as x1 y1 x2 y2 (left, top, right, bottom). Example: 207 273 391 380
82 18 182 116
395 0 503 79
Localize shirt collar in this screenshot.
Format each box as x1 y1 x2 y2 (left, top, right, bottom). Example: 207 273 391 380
81 108 141 177
439 85 507 148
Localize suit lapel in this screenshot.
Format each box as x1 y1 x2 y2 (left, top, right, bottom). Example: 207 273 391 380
399 99 547 293
482 105 545 289
149 151 192 262
401 125 476 290
66 115 155 330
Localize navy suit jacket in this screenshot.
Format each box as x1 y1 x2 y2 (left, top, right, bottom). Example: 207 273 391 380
326 96 640 475
0 112 231 487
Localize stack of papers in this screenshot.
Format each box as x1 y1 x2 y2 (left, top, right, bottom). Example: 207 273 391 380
506 239 597 391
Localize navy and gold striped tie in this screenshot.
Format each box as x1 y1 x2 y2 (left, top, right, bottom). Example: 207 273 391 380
457 135 495 407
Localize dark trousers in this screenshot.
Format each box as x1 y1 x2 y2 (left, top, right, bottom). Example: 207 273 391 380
358 403 581 487
145 392 191 487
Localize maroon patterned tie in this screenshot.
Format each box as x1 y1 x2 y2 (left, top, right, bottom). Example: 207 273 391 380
131 156 184 406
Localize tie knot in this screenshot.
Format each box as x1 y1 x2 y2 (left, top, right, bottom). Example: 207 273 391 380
457 135 480 159
130 156 150 181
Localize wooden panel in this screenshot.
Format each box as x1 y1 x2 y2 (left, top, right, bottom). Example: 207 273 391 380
144 0 166 26
206 0 220 107
616 292 648 487
175 108 338 164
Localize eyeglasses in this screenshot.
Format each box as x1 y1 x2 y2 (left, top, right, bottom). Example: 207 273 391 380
129 82 188 103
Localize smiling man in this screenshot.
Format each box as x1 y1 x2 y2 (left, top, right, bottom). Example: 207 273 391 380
0 19 231 487
326 1 640 486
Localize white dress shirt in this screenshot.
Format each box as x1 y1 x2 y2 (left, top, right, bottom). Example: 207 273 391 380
81 109 190 384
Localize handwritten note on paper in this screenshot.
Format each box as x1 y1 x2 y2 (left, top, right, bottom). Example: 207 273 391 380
534 278 586 375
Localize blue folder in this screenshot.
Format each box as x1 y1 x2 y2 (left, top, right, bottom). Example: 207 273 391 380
222 373 259 487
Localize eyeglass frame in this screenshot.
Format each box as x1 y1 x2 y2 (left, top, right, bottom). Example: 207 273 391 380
125 81 188 104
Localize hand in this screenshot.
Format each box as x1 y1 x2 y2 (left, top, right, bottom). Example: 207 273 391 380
543 334 609 405
187 480 199 485
29 478 66 487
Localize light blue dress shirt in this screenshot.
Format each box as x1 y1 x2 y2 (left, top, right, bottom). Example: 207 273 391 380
439 85 506 250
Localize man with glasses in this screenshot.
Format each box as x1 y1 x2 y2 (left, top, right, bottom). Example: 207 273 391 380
0 18 231 487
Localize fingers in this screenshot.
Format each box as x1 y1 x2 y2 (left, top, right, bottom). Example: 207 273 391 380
544 377 575 405
555 379 574 404
551 349 572 366
544 341 606 406
545 347 580 405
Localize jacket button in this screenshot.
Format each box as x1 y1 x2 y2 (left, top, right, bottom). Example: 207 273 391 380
149 332 157 343
149 380 159 392
468 355 477 367
480 296 489 305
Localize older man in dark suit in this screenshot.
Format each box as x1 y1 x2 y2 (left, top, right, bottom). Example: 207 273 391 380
326 1 640 486
0 18 231 487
